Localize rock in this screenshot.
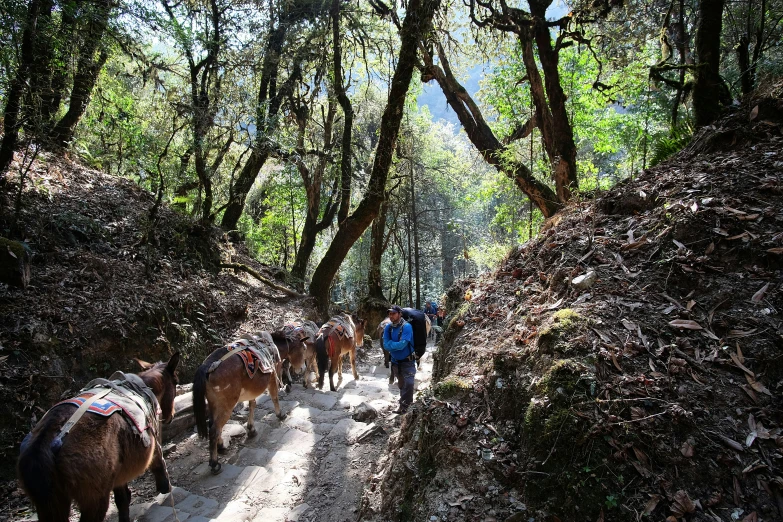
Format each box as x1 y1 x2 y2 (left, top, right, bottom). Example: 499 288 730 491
352 401 378 422
162 412 195 441
571 270 597 290
0 237 31 288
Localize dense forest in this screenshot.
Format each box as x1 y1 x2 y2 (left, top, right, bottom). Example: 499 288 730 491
2 0 780 313
1 0 783 520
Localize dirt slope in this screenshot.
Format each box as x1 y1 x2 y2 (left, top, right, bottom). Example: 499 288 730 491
365 84 783 521
0 153 314 495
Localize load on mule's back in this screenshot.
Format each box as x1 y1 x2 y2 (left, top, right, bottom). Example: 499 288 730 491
192 330 308 474
315 312 366 391
17 353 180 522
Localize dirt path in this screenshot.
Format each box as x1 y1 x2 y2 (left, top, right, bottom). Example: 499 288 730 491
106 343 433 522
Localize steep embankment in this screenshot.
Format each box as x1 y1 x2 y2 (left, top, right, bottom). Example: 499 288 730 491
0 154 313 490
366 84 783 521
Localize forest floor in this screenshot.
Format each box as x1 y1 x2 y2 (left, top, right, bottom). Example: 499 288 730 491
366 83 783 521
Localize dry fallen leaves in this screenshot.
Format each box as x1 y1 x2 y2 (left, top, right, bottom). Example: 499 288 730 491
751 282 770 303
668 319 703 330
670 490 696 517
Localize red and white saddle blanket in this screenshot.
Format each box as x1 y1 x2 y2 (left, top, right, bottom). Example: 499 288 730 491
56 372 158 447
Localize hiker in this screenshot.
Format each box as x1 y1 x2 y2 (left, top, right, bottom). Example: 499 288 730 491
383 305 416 414
423 301 438 341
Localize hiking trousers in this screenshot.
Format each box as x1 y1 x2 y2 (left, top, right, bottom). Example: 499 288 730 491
393 360 416 411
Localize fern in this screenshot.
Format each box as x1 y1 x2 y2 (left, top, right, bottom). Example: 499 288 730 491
650 123 693 167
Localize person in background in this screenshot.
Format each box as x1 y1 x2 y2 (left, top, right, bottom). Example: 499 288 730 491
423 300 438 341
383 305 416 414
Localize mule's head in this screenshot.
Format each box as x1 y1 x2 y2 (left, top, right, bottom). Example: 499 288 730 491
352 315 367 347
288 338 309 375
376 317 391 338
136 352 180 424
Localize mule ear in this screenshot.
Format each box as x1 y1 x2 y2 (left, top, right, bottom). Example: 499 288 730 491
134 358 153 370
166 352 181 374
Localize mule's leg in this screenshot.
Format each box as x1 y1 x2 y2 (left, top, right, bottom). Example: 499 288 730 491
246 399 257 437
34 494 71 522
328 359 337 392
337 352 344 380
149 440 172 493
77 493 111 522
284 364 292 393
268 377 285 419
349 347 360 380
113 484 132 522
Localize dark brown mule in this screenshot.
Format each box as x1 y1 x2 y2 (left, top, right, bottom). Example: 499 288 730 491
316 313 367 391
282 319 320 389
17 353 180 522
193 331 307 474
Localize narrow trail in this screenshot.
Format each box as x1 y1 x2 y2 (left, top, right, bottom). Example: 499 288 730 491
107 342 434 522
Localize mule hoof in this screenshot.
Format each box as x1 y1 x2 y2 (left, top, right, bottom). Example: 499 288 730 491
276 412 287 420
247 427 257 438
384 362 389 368
210 462 222 475
157 481 172 494
285 384 292 393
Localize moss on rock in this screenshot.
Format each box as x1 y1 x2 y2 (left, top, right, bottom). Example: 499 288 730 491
536 308 587 355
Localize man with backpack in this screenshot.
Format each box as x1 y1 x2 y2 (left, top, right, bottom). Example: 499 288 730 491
383 305 416 414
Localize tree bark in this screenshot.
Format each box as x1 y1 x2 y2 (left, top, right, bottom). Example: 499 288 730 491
526 10 578 201
308 0 440 316
332 0 354 224
49 0 112 147
0 0 54 177
291 98 339 282
411 160 421 308
693 0 726 126
367 197 389 300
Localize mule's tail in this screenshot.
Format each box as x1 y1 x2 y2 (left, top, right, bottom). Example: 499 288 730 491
193 362 210 438
17 422 61 518
316 334 329 389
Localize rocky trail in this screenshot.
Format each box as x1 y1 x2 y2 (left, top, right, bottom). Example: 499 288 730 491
102 344 434 522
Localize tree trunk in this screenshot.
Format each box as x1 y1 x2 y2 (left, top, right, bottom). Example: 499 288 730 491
522 14 578 202
308 0 440 316
411 161 421 308
39 4 77 130
440 209 457 290
49 0 112 147
693 0 726 126
291 100 338 283
220 22 289 230
367 197 389 300
0 0 54 177
332 0 354 224
421 42 561 217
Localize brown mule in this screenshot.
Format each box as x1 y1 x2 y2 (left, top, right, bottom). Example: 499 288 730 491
282 319 320 389
17 353 180 522
316 313 367 391
192 331 307 474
